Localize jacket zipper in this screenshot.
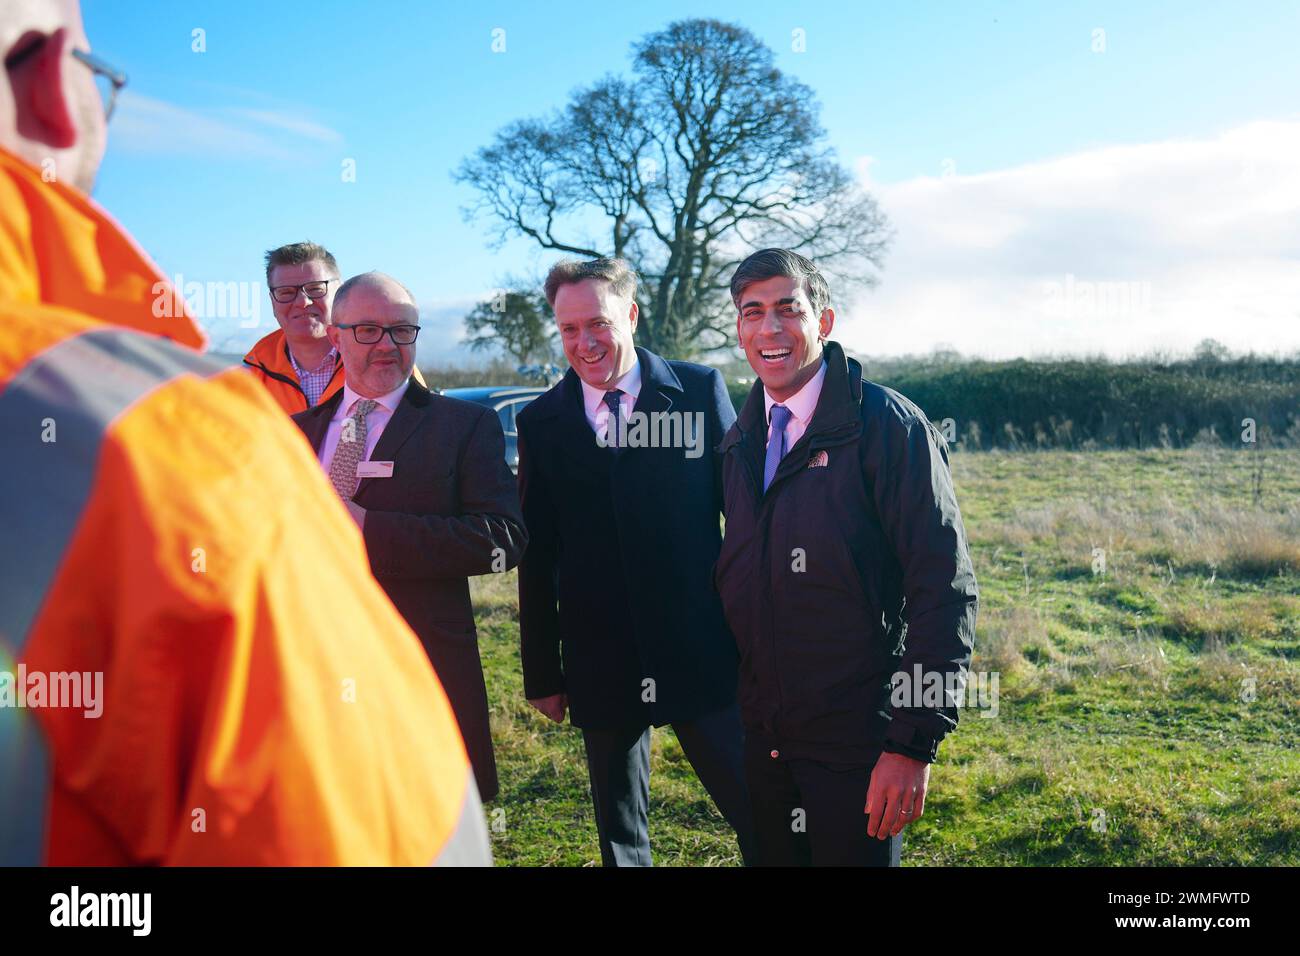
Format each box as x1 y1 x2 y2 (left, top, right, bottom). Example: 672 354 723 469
754 420 862 742
725 434 782 733
244 359 307 396
737 433 784 735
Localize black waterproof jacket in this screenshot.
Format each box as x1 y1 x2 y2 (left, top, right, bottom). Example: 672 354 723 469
714 340 978 763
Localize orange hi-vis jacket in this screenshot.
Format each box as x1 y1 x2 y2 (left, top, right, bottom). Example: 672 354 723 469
242 328 344 416
0 145 489 866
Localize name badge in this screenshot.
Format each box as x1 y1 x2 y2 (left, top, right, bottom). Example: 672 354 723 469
356 461 394 479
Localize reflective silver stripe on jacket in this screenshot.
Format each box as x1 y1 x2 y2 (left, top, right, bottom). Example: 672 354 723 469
0 327 227 864
431 775 493 867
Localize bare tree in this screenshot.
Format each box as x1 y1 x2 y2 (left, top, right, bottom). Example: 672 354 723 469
455 18 891 358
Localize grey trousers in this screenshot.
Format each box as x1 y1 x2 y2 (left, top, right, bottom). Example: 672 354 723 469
581 702 757 866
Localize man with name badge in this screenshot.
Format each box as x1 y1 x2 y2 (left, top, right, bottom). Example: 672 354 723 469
292 271 527 802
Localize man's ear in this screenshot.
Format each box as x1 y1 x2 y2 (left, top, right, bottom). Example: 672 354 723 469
818 306 836 342
325 324 340 349
15 29 79 150
627 299 638 335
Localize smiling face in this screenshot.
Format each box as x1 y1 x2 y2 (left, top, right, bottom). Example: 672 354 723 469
737 274 835 403
554 278 638 389
268 260 338 344
326 279 419 398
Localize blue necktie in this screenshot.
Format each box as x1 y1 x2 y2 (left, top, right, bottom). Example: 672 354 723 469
603 388 624 449
764 404 792 492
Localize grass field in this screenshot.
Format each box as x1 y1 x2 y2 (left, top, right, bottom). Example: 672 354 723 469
470 447 1300 866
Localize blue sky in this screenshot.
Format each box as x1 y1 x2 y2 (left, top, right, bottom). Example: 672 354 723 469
84 1 1300 360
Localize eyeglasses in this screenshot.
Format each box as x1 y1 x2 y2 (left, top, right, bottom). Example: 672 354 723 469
71 49 127 122
4 41 127 123
269 279 336 303
335 323 421 346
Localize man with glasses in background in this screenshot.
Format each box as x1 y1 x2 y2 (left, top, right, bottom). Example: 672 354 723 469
292 271 527 803
244 241 346 415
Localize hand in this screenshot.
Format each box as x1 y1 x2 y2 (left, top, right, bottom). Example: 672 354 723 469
865 750 930 839
528 693 567 723
343 498 366 530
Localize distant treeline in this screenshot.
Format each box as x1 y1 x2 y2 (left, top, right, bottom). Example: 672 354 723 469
725 351 1300 450
414 345 1300 451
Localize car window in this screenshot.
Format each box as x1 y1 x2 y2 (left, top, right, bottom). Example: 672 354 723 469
501 398 533 434
498 396 539 435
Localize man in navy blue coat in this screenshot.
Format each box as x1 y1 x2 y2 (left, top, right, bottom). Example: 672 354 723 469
715 249 979 866
516 257 755 866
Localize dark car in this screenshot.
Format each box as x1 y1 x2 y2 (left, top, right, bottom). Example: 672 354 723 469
437 386 547 475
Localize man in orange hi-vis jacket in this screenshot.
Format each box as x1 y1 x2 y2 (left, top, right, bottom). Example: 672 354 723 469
0 0 490 866
242 241 347 415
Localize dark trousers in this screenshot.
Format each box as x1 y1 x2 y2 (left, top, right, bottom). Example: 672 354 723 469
581 702 756 866
744 736 902 867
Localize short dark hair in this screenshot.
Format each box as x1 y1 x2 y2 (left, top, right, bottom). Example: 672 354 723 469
264 241 339 285
543 257 638 308
730 248 831 317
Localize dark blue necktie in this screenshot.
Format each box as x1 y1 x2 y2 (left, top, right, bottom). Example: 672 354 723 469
603 388 624 449
764 404 792 491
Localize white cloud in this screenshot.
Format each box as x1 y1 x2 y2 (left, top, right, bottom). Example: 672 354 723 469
853 154 878 191
841 118 1300 359
225 109 343 144
110 93 343 161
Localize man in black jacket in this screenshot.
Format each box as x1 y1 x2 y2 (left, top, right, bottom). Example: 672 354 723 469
714 249 979 866
517 257 755 866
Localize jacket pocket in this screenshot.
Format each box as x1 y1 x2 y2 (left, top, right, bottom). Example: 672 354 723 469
428 619 478 646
